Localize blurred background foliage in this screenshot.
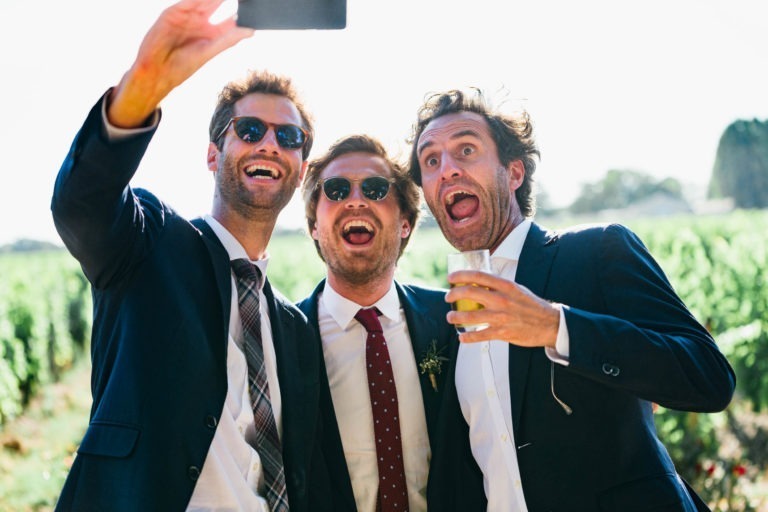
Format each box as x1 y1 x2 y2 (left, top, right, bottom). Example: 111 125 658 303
2 114 768 509
2 212 767 510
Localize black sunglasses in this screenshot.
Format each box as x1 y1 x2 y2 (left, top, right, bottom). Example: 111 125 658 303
216 116 308 150
320 176 395 202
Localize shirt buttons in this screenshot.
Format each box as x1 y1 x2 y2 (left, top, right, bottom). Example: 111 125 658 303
481 343 490 353
501 433 508 442
188 466 201 481
487 389 496 398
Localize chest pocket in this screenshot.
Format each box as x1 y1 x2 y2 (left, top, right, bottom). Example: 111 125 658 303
78 422 140 458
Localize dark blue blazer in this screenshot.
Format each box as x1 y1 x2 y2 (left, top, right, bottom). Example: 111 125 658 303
296 279 468 511
50 97 333 512
430 222 735 512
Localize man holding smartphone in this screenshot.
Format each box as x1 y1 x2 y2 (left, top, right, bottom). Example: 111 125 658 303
51 0 334 510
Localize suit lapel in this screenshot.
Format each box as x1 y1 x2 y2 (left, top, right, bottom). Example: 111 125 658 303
396 282 445 439
263 279 305 440
190 217 232 349
298 280 323 327
508 223 559 430
297 280 357 512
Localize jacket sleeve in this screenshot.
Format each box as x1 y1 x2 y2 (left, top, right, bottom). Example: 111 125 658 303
563 224 735 412
51 92 165 290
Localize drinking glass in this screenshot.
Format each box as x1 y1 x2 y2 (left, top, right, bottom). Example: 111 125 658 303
446 249 491 333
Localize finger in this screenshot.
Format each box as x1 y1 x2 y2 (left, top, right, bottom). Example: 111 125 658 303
445 284 494 307
211 15 255 46
446 309 496 330
458 326 509 344
183 0 230 17
448 270 517 293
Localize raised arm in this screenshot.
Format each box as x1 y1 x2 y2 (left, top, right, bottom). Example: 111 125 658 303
108 0 253 128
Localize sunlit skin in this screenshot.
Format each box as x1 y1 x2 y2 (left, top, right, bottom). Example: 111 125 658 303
107 0 254 128
312 153 411 306
416 112 560 346
207 93 307 260
416 111 523 253
103 0 274 258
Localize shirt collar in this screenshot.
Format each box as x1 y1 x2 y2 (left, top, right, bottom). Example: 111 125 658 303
492 218 532 262
320 280 400 330
204 214 269 285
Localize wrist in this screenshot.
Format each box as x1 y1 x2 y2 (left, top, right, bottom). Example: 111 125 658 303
107 67 166 128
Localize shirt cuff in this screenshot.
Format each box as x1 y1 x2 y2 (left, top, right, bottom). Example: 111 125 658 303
545 305 570 366
100 92 160 141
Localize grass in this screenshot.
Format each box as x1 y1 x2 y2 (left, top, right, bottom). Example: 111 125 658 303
2 218 768 510
0 359 91 511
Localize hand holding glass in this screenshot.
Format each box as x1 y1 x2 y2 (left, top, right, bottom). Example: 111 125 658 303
447 249 491 333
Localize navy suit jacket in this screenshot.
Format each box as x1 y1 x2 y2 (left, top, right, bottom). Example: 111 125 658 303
296 279 467 511
51 97 333 512
430 222 735 512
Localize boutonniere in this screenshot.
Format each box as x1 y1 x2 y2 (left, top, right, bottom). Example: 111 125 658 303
419 339 449 392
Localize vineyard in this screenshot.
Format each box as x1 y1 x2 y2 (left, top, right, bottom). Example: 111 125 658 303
1 209 767 510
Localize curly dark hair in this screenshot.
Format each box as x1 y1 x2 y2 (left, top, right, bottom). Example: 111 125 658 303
408 89 540 217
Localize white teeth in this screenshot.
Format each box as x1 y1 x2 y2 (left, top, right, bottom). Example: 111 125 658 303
343 219 374 234
244 164 279 178
445 191 462 206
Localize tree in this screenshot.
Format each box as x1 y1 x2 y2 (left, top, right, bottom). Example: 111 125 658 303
569 169 683 214
708 119 768 208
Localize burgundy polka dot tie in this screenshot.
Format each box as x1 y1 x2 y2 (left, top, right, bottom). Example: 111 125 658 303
355 308 409 512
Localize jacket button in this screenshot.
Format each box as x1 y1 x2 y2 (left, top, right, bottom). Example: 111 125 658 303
188 466 201 481
205 415 218 429
602 363 620 377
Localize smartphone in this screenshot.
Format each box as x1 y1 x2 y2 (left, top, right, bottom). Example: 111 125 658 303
237 0 346 30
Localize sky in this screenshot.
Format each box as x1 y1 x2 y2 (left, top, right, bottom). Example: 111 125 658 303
1 0 767 245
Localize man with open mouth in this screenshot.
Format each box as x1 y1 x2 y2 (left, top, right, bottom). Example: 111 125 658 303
297 134 461 512
407 89 735 511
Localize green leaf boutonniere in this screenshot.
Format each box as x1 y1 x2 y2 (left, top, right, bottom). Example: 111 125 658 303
419 339 449 392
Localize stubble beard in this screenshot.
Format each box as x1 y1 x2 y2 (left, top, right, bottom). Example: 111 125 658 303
216 153 296 220
430 168 514 252
321 224 401 287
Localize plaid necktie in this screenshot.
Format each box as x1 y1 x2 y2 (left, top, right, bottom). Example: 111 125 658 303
231 259 289 512
355 307 409 512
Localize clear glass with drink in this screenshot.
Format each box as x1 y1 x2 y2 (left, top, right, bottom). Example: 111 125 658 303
446 249 491 333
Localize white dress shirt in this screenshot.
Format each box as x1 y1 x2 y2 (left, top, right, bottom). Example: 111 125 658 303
103 105 281 511
318 282 430 512
184 215 282 512
455 219 569 512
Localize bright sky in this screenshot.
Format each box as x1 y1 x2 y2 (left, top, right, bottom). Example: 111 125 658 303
1 0 767 245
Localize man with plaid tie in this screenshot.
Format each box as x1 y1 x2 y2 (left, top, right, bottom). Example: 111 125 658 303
50 1 334 510
297 135 464 512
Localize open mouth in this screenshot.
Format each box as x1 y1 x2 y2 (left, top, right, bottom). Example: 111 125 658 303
445 190 479 222
243 163 280 179
342 219 375 245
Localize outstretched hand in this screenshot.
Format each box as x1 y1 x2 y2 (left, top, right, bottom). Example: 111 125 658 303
108 0 254 128
445 270 561 347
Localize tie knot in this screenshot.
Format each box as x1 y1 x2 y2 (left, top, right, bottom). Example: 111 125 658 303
355 307 382 333
231 258 262 285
